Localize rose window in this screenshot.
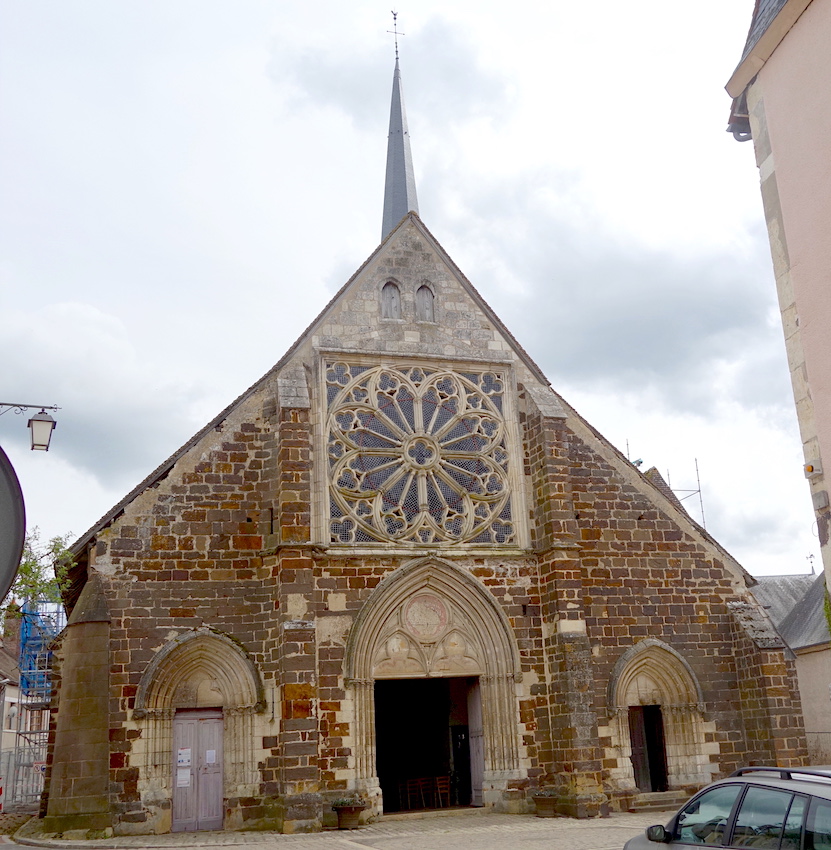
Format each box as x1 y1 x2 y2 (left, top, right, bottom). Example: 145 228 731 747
326 363 515 545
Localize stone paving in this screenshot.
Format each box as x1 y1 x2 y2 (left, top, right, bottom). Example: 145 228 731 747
10 809 677 850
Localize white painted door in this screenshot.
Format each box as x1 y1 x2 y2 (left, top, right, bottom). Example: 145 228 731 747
172 709 224 832
467 680 484 806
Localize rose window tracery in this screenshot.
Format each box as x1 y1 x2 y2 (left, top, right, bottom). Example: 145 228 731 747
326 363 515 545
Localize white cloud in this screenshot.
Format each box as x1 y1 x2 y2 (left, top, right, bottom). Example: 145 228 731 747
1 0 818 576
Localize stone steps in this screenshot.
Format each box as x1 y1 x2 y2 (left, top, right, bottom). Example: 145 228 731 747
628 791 690 813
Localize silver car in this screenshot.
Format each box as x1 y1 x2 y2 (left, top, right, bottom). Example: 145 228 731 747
623 767 831 849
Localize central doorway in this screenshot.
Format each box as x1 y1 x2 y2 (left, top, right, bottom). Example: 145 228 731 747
375 676 483 811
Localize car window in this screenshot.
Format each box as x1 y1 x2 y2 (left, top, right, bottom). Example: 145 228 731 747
806 798 831 850
676 784 742 845
781 795 807 850
730 786 793 847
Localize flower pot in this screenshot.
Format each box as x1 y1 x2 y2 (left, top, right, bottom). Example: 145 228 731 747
334 805 366 829
533 795 559 818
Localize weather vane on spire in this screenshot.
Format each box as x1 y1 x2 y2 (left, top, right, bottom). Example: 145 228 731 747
388 10 404 60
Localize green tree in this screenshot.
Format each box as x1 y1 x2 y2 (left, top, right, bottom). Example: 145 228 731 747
4 528 73 615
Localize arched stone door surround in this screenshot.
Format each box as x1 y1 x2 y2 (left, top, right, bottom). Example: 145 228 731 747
344 557 524 804
606 639 714 790
131 629 265 828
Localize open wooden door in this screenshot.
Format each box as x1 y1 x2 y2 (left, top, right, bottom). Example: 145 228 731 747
628 706 649 790
628 705 668 792
467 679 484 806
172 709 224 832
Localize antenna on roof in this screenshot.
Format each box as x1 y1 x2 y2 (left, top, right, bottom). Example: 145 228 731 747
669 458 707 529
388 10 404 60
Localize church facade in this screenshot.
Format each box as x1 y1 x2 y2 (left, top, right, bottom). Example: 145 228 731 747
42 59 807 837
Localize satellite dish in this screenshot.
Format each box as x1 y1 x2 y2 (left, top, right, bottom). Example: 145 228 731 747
0 446 25 604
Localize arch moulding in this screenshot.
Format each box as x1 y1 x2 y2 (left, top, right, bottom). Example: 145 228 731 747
134 628 265 717
344 556 524 792
605 638 713 790
345 555 521 681
607 638 704 709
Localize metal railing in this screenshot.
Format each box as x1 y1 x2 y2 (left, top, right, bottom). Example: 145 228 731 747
0 746 44 812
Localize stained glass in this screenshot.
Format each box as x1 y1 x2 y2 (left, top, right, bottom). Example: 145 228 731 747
326 363 515 544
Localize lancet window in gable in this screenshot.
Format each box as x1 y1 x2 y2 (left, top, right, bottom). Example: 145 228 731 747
325 362 515 545
381 281 402 319
415 284 435 322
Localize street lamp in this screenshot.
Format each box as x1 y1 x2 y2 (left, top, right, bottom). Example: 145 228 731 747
26 411 57 452
0 404 60 452
0 402 60 614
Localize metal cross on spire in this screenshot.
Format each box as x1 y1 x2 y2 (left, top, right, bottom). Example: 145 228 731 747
387 10 404 60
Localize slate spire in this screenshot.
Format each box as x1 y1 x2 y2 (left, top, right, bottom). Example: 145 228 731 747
381 49 419 239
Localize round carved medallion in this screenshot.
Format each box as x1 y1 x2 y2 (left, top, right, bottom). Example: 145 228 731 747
403 594 448 641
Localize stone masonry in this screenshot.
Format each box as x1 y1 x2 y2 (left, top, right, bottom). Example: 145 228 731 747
44 215 806 837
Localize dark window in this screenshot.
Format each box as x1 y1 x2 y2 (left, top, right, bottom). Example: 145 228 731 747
675 784 742 845
382 282 401 319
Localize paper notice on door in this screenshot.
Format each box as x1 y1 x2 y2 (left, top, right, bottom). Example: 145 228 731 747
176 768 190 788
205 749 216 765
177 748 192 767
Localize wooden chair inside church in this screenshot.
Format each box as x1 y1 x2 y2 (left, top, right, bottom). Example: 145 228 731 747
398 777 435 810
434 775 451 807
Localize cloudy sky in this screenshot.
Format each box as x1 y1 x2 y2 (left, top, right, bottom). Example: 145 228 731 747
0 1 819 576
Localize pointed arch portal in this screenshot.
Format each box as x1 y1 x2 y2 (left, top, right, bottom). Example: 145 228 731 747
345 557 523 809
133 630 265 832
606 639 713 791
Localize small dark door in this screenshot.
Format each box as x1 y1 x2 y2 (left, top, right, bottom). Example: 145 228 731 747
172 709 224 832
628 705 668 792
451 726 472 806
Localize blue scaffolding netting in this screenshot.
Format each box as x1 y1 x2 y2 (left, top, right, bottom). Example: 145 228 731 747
18 601 65 701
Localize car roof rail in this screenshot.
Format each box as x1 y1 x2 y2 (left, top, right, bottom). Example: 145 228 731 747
730 767 831 786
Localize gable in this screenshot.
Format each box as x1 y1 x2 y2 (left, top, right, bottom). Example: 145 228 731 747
283 213 548 385
68 213 546 557
67 213 752 597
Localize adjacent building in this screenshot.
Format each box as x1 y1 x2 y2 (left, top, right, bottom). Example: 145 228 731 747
752 573 831 762
727 0 831 589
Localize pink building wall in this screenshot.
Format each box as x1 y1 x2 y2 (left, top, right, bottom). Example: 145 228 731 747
733 0 831 587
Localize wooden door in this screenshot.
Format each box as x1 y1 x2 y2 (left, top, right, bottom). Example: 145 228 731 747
628 705 668 792
628 706 650 791
172 709 224 832
467 679 484 807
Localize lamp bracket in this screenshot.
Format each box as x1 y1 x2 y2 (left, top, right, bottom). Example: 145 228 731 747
0 403 60 417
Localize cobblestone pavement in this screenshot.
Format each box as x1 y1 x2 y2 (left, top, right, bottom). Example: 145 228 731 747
12 809 677 850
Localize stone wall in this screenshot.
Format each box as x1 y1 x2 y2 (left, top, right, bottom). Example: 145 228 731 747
45 218 807 834
43 577 111 834
729 601 808 768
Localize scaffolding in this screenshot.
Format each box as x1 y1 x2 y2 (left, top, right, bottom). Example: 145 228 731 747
8 600 65 811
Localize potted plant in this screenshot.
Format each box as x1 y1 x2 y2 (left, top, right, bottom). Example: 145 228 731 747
531 787 559 818
332 796 368 829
